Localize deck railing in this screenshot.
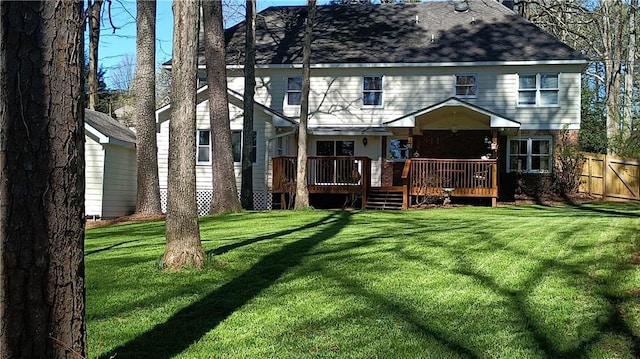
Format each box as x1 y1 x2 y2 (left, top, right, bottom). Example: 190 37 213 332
272 156 371 195
402 158 498 206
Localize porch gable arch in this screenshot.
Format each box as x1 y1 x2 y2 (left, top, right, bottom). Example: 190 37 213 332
384 97 520 131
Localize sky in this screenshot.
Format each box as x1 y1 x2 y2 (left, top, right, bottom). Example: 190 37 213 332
96 0 313 89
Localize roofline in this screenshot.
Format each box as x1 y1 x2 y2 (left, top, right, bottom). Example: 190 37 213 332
219 59 589 69
155 85 298 126
84 123 136 148
163 59 588 71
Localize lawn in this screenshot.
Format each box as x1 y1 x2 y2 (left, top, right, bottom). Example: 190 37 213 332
86 203 640 358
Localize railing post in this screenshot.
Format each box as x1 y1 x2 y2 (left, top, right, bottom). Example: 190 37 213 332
491 162 497 207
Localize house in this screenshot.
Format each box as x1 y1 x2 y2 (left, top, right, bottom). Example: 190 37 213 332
85 109 137 218
156 0 588 211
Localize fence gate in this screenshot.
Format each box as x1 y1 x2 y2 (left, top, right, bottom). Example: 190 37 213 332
580 153 640 201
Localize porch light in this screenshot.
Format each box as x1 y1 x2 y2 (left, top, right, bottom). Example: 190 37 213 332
362 136 368 147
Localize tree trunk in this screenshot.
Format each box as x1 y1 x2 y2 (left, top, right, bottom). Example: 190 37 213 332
241 0 256 210
0 1 86 357
164 0 204 271
295 0 316 209
134 0 162 215
623 0 637 133
88 0 103 110
203 0 242 214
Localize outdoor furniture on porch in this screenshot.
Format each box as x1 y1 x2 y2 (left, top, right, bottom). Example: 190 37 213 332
402 158 498 207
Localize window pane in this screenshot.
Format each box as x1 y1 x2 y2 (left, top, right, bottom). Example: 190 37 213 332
531 140 550 155
456 75 475 86
287 92 301 106
232 131 241 162
251 131 257 163
519 75 536 89
336 141 354 156
197 147 210 163
509 156 526 172
540 90 558 105
456 85 476 96
518 90 536 105
389 139 409 159
539 156 551 171
510 139 527 155
540 74 558 88
363 76 382 90
363 91 382 106
317 141 334 156
287 77 302 90
198 130 210 145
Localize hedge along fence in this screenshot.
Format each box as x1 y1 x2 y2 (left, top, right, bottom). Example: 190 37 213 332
579 152 640 201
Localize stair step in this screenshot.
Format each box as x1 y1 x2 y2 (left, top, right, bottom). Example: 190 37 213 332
365 188 405 210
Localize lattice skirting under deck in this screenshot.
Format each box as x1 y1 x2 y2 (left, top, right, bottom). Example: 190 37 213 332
160 189 272 215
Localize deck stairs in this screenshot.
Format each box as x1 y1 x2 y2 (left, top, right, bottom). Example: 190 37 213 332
365 187 404 210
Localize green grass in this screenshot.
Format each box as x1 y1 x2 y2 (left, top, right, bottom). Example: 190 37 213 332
86 202 640 358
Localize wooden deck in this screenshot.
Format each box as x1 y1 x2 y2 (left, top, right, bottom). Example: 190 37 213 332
402 158 498 207
272 156 498 209
272 156 371 208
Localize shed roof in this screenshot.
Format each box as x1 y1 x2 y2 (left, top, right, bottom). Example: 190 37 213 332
84 109 136 145
181 0 587 67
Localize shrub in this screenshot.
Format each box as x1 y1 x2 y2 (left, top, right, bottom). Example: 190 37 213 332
553 128 585 196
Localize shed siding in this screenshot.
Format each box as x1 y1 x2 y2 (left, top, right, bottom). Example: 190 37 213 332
101 144 137 218
85 135 105 217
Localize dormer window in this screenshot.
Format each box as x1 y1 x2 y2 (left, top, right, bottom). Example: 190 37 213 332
286 76 302 106
455 74 477 97
362 76 383 107
518 73 559 106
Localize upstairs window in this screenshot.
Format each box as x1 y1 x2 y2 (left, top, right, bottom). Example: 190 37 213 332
197 130 211 164
507 137 552 173
518 73 559 106
362 76 383 107
286 76 302 106
455 74 477 97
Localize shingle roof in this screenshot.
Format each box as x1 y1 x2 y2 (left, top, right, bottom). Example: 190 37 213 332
84 109 136 144
215 0 586 66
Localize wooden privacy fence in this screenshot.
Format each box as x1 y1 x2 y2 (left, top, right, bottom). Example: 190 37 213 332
579 153 640 201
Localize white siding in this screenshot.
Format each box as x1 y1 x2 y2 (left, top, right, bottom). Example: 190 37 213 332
101 144 137 218
85 134 105 217
227 64 583 130
158 99 271 192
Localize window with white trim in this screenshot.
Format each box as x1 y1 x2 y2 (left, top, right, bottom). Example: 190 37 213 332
518 73 559 106
507 137 553 173
362 76 383 107
231 130 257 163
455 74 477 97
197 130 211 164
286 76 302 106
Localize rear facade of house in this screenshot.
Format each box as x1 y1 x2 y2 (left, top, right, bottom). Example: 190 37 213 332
156 0 587 211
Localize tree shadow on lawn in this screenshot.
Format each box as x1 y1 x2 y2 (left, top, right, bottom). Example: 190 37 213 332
85 238 148 256
419 224 639 357
100 211 352 359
